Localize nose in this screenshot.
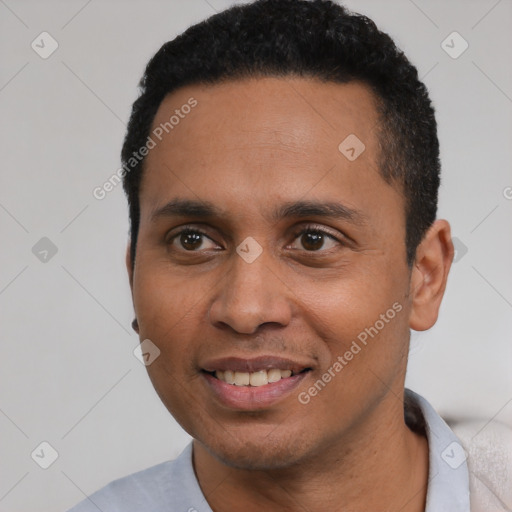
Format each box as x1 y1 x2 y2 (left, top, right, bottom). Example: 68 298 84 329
208 249 293 335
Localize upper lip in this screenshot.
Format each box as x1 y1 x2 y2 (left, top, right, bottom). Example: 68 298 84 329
201 355 313 374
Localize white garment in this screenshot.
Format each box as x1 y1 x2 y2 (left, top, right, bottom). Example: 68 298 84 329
449 415 512 512
67 389 511 511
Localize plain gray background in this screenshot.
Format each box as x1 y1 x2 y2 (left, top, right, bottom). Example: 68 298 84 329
1 0 511 510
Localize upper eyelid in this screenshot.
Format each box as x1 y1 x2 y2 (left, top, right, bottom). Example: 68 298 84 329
167 223 344 248
289 224 342 242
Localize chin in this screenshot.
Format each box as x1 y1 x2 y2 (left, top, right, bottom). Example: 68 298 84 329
198 427 315 471
214 443 305 471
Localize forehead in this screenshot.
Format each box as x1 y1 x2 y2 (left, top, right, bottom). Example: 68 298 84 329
150 76 379 160
139 76 401 230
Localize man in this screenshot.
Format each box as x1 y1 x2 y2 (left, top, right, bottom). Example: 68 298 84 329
68 0 511 510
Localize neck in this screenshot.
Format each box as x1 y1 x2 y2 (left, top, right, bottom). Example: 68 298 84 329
193 392 429 512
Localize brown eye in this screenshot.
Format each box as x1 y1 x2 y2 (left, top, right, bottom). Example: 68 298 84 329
168 228 219 252
290 228 340 252
180 231 203 250
301 231 326 251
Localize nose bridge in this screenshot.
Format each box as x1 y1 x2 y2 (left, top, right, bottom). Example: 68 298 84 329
208 244 292 334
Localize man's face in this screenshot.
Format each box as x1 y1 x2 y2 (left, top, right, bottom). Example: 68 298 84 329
129 77 414 469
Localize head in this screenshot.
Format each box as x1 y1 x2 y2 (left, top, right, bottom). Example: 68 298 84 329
122 0 453 470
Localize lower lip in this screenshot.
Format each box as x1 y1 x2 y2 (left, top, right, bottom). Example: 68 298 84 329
202 371 310 410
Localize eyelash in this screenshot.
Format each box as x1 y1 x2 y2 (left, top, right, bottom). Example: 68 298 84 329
167 224 344 252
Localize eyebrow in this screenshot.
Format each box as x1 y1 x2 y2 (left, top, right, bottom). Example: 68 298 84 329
150 198 367 226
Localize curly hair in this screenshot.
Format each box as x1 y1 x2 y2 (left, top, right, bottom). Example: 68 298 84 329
121 0 440 269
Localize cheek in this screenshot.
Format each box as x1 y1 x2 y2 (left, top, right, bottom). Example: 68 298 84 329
302 268 406 345
298 288 409 433
132 265 209 434
131 262 208 379
299 270 410 395
133 258 206 333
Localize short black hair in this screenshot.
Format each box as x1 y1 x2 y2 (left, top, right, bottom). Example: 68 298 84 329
121 0 440 269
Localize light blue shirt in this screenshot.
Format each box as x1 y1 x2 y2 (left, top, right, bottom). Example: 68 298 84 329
67 389 470 511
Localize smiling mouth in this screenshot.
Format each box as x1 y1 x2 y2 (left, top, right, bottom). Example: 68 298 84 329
204 368 311 387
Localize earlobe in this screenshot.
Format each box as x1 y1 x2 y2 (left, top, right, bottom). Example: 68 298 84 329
408 220 454 331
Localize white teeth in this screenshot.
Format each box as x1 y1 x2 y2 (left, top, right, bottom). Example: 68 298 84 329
223 370 235 384
249 370 268 387
234 371 250 386
214 368 295 386
267 368 282 383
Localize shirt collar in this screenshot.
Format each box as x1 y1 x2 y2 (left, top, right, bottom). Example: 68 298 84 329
406 388 471 512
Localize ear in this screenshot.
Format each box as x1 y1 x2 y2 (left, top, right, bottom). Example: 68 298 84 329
408 219 454 331
126 243 134 291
